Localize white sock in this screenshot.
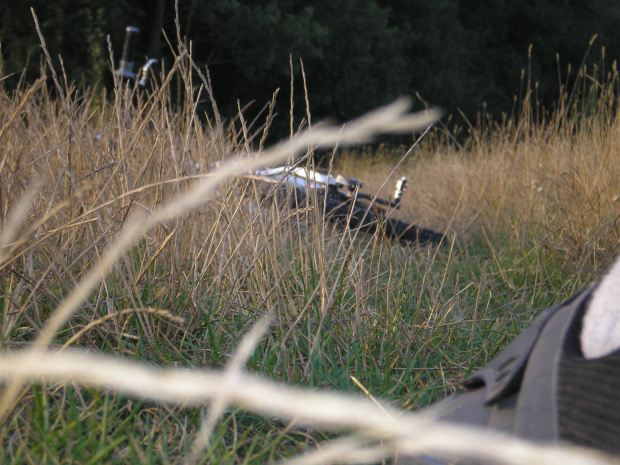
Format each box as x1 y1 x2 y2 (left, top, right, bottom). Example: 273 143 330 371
581 257 620 359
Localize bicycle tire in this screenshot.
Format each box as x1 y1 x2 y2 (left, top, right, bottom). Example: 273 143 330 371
380 217 445 246
319 187 445 246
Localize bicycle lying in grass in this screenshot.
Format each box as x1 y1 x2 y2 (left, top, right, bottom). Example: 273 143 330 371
115 25 445 247
241 165 445 246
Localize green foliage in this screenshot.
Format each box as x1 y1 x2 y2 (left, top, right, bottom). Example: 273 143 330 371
0 1 143 88
3 0 620 134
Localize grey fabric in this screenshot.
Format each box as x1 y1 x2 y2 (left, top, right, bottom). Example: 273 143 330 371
558 307 620 454
400 286 598 465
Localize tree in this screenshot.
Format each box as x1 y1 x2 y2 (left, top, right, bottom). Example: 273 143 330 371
2 0 620 137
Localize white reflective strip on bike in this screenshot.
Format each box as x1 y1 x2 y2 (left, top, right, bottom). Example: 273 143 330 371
290 168 339 187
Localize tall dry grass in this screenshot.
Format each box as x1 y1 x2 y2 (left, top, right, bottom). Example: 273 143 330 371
0 26 619 464
338 63 620 276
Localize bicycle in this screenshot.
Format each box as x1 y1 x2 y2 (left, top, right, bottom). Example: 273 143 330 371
243 164 445 246
114 26 445 247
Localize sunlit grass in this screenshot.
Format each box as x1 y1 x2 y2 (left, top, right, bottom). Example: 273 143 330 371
1 23 619 464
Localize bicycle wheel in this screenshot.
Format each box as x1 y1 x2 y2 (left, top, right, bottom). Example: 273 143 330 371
320 188 445 246
380 217 445 246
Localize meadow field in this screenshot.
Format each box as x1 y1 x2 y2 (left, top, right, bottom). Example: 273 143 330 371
1 42 619 464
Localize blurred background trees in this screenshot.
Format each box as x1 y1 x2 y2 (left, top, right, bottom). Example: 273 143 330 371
2 0 620 137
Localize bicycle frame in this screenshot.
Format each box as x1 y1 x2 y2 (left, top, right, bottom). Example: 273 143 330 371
254 166 408 210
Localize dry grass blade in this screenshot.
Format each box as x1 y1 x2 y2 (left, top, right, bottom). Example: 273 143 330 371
281 436 389 465
186 312 274 464
0 184 39 268
0 350 614 465
59 307 184 350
